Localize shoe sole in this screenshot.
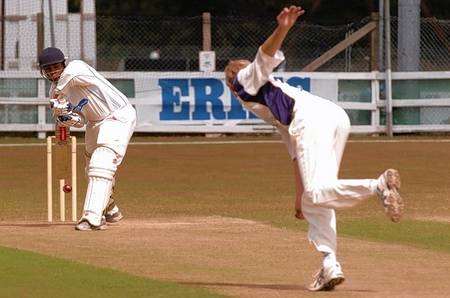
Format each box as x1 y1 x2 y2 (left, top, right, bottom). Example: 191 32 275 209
384 169 404 223
75 221 107 231
105 213 123 223
75 226 107 231
308 274 345 292
323 276 345 291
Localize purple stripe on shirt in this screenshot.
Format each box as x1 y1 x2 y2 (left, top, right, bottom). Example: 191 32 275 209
232 78 294 125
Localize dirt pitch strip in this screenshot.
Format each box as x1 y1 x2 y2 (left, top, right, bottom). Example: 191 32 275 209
1 216 449 297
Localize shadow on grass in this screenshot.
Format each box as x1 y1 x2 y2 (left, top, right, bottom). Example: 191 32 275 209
182 281 306 290
180 281 376 293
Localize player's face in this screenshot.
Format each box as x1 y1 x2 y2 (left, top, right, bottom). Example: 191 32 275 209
42 63 65 82
224 60 250 89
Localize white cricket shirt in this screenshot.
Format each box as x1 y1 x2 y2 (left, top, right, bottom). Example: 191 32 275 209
233 47 300 159
50 60 130 122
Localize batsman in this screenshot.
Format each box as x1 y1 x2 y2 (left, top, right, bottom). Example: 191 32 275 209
39 47 136 231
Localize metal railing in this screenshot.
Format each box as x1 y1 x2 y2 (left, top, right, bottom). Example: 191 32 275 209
0 71 449 138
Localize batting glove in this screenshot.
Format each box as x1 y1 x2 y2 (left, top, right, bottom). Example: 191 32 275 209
57 111 85 128
50 98 71 117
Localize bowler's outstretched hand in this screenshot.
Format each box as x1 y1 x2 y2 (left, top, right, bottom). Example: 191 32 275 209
277 5 305 30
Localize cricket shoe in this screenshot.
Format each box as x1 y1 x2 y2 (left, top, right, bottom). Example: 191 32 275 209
104 205 123 223
75 216 107 231
308 263 345 291
377 169 404 223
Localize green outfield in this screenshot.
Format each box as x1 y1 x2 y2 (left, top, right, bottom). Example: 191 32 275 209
1 135 450 297
0 246 225 298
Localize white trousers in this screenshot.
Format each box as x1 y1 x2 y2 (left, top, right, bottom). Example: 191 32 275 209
85 105 136 159
289 91 378 254
82 105 136 225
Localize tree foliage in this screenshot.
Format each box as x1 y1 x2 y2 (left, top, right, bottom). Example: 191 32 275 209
96 0 450 25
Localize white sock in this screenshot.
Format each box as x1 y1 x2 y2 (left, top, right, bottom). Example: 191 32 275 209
323 252 337 269
370 179 380 193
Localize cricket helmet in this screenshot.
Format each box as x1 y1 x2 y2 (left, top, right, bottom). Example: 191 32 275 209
38 47 66 81
38 47 66 67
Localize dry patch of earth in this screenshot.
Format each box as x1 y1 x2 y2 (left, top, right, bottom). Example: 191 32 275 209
1 216 449 297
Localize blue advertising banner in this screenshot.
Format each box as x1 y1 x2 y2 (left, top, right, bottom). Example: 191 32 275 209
156 75 310 122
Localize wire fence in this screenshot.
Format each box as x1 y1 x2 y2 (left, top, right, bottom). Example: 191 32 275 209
212 16 372 72
95 15 450 72
390 17 450 71
0 14 448 72
96 15 373 72
96 16 202 71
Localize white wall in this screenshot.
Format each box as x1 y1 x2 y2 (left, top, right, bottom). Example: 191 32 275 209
3 0 97 70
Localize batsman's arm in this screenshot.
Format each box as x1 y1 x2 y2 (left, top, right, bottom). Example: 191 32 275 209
261 5 305 57
68 75 95 88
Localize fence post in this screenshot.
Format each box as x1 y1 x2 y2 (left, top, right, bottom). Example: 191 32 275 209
37 78 47 139
384 0 393 137
37 12 44 55
378 0 384 71
370 12 379 71
80 0 85 61
200 12 215 72
202 12 211 51
48 0 55 47
0 0 3 70
371 12 380 134
398 0 421 71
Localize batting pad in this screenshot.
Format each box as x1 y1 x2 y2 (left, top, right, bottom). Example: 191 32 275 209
87 146 118 180
82 176 113 226
82 146 117 226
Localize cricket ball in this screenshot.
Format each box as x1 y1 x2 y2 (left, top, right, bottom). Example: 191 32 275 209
63 184 72 193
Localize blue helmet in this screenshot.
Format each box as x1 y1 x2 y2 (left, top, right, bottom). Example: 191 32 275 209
38 47 65 67
38 47 66 81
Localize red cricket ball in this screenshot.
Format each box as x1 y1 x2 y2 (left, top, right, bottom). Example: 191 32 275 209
63 184 72 193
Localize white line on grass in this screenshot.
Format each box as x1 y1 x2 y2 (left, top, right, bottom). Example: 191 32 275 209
1 139 450 147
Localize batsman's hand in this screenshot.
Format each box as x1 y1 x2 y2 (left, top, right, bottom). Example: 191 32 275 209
50 98 71 117
277 5 305 30
57 111 85 128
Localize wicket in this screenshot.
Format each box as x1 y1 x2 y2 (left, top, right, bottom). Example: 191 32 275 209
46 135 77 222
